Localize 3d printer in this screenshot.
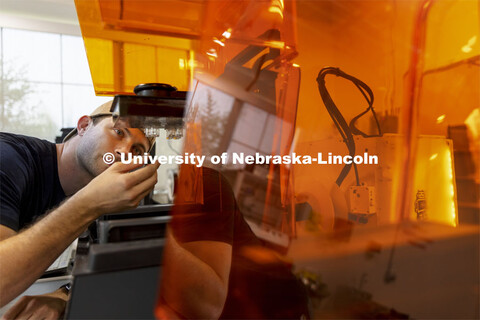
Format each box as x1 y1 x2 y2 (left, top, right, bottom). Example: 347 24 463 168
66 0 479 319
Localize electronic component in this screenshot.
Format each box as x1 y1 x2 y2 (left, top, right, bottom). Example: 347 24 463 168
349 186 376 214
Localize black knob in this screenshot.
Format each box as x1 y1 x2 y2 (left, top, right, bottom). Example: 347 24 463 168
134 83 177 97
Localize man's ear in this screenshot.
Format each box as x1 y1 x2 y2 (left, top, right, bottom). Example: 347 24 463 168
77 116 93 136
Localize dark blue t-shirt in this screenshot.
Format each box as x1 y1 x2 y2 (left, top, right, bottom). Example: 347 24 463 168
0 132 66 231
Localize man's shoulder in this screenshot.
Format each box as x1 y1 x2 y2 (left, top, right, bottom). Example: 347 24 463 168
0 132 54 158
0 133 63 231
0 132 55 174
0 132 52 148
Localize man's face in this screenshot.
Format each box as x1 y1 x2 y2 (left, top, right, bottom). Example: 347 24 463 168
76 116 150 177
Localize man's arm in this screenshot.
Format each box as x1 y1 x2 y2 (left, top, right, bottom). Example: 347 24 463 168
0 162 159 308
158 229 232 319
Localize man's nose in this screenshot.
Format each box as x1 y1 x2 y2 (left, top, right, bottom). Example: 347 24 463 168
115 144 132 158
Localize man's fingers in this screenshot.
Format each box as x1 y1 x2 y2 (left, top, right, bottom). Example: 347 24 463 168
3 296 66 320
9 307 32 320
2 296 29 319
131 171 158 197
127 172 158 206
127 163 160 185
134 188 155 206
109 161 145 173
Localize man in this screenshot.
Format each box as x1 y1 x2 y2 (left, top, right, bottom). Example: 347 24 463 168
0 101 231 319
0 101 157 315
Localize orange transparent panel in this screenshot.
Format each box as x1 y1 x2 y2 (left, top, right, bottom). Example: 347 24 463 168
82 37 114 89
75 0 194 95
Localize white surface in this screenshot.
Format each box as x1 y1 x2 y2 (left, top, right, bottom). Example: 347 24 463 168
46 240 76 272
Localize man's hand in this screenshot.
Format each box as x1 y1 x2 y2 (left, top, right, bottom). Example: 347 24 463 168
1 288 68 320
75 161 160 217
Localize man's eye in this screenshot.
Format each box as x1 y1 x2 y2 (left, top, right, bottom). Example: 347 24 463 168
114 128 124 136
133 147 141 155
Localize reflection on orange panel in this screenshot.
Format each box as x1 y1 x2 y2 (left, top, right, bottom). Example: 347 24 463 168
174 0 299 234
153 2 302 317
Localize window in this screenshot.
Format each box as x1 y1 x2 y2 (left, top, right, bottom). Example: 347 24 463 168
0 27 110 141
